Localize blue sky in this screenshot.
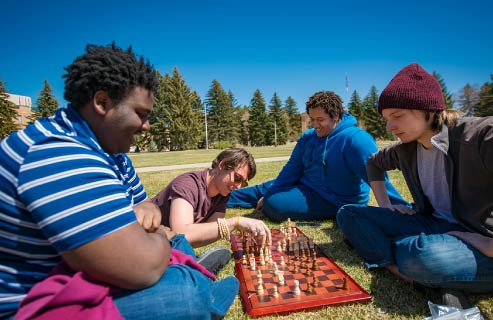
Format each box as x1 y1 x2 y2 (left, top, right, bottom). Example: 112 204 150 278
1 0 491 110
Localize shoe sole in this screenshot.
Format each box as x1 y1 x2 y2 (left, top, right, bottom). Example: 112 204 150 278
197 246 231 275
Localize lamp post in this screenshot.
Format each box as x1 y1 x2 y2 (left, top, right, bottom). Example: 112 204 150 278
274 118 277 146
204 103 208 150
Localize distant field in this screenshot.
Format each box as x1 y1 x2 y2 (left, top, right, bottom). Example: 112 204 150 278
132 143 492 320
128 144 295 168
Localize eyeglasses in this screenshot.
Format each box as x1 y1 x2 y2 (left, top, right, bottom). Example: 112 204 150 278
233 171 248 188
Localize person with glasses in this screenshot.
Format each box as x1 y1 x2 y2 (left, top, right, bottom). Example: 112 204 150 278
151 148 271 274
227 91 408 222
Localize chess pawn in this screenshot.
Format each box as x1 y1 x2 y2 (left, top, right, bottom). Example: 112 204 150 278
277 241 282 252
257 270 263 285
257 283 264 295
273 261 278 274
259 252 265 265
282 239 287 251
272 285 279 298
249 257 256 271
280 256 285 266
242 254 247 265
293 280 301 296
311 257 319 271
277 270 285 286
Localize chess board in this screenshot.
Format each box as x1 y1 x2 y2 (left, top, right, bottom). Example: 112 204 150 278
230 227 371 317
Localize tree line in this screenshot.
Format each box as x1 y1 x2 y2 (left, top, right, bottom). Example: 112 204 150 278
1 69 492 146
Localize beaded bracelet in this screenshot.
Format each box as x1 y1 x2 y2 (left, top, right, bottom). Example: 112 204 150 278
235 216 240 230
217 218 230 241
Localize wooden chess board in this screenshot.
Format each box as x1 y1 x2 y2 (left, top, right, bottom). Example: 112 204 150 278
230 227 371 317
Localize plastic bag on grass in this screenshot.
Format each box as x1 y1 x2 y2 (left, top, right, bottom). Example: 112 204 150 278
423 301 484 320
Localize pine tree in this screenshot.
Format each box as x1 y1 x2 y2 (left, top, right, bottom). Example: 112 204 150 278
0 79 18 138
284 96 301 142
347 90 364 127
150 71 171 151
475 75 493 117
162 68 203 151
228 90 243 145
432 72 454 109
361 86 391 139
205 80 238 146
248 90 268 146
31 80 59 122
457 83 480 116
266 93 288 146
149 68 202 151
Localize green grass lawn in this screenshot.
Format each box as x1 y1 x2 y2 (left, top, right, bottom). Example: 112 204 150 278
130 145 492 320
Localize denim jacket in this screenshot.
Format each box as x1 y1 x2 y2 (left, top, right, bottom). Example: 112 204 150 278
366 116 493 236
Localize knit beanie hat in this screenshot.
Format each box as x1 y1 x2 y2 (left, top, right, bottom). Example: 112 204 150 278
378 63 445 113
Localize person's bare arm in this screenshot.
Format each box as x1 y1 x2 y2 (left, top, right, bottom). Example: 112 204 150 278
62 221 173 290
134 199 162 232
370 181 415 215
169 198 271 247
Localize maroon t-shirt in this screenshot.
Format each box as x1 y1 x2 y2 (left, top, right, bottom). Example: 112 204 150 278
151 169 229 227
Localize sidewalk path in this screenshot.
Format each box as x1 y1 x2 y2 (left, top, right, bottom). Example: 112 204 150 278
135 156 289 173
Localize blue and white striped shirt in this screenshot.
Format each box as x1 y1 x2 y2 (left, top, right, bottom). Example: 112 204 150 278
0 107 146 315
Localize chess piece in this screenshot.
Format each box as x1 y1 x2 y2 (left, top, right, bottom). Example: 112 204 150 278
277 270 285 286
313 276 319 288
311 256 319 271
277 241 282 252
280 256 285 266
249 257 256 271
257 283 264 295
272 285 279 298
257 270 263 285
342 277 348 290
259 252 265 265
293 280 301 296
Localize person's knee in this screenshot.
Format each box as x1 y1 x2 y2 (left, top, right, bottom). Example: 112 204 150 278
397 234 462 282
262 195 286 223
336 204 361 230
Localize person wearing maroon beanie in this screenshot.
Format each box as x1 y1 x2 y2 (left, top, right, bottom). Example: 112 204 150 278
337 63 493 310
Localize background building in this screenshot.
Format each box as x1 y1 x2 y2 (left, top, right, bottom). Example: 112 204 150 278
7 94 32 129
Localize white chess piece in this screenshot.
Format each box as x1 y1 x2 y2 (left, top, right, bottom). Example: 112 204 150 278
293 280 301 296
273 285 279 298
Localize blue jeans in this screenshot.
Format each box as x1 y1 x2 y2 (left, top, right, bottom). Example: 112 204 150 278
337 204 493 293
113 234 239 319
228 180 339 222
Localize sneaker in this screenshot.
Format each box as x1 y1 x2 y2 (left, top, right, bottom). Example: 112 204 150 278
197 246 231 276
440 288 472 310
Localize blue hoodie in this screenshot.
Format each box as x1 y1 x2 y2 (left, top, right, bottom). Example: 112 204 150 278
265 113 407 207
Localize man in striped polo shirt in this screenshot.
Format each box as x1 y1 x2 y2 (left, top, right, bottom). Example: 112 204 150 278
0 44 238 319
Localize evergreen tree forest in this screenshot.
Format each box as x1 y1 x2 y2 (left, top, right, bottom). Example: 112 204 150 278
2 69 493 149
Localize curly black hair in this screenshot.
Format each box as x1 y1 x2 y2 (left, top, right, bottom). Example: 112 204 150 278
305 91 344 119
63 43 158 109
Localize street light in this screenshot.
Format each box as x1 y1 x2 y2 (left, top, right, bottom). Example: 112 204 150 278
204 103 208 150
269 110 277 147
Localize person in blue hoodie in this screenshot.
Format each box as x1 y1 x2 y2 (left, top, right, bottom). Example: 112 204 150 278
227 90 407 222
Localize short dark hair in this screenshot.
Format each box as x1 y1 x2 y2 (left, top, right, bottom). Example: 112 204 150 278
211 148 256 180
63 43 158 109
306 91 344 119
